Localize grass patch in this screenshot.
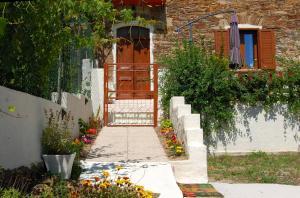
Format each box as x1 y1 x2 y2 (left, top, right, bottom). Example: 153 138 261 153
208 152 300 185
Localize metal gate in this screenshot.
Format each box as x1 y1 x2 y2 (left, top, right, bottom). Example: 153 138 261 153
104 63 158 127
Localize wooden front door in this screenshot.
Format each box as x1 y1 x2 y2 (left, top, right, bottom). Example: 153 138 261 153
117 26 150 99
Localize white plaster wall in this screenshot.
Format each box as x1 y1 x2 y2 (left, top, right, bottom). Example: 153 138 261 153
91 69 104 118
170 96 208 183
0 86 93 169
209 104 300 154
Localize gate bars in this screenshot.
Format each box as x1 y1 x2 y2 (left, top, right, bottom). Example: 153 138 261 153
104 63 158 127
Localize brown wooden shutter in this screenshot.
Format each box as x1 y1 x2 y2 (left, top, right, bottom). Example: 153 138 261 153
258 30 276 70
214 30 230 57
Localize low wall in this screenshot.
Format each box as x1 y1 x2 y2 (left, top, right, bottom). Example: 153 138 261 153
0 86 93 169
209 104 300 155
169 96 208 183
91 68 104 118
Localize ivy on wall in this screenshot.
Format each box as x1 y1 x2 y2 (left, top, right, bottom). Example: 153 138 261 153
160 41 300 139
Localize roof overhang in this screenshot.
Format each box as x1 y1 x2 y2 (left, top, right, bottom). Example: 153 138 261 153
112 0 166 7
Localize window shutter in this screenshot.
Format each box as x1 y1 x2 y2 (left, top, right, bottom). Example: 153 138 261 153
214 30 230 57
258 30 276 70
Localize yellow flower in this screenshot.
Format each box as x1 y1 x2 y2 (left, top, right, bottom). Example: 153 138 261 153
102 170 110 177
104 181 112 188
176 149 183 153
99 183 107 189
80 180 92 186
176 146 183 149
116 165 123 171
136 185 144 191
115 179 125 185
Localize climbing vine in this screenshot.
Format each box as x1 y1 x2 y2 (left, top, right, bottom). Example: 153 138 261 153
160 41 300 139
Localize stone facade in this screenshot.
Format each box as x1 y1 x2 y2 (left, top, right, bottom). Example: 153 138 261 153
106 0 300 66
153 0 300 62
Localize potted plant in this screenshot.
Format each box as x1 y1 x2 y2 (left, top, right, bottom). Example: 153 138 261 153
41 109 79 179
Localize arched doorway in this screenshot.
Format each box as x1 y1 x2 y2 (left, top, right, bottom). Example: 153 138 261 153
116 26 151 99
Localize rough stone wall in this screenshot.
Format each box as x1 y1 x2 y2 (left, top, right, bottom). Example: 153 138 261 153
153 0 300 63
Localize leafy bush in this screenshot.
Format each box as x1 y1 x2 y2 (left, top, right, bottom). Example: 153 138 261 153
160 42 236 137
160 119 172 129
160 41 300 138
0 188 22 198
42 109 78 155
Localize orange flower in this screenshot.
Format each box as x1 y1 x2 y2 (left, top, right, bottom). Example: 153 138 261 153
80 180 92 186
74 138 81 145
94 176 101 182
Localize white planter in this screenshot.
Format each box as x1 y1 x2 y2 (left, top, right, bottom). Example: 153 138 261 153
42 153 76 179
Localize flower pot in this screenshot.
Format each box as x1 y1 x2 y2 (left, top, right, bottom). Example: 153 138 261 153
42 153 76 179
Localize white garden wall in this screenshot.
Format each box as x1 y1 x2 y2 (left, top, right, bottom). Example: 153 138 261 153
91 68 104 118
209 104 300 155
170 96 208 183
0 86 93 169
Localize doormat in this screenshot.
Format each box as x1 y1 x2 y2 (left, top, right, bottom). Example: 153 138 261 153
177 183 224 198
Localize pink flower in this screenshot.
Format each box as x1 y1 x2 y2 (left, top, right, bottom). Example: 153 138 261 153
80 135 92 144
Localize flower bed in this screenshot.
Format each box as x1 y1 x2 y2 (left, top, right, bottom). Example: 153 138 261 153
0 166 155 198
77 168 154 198
157 119 186 159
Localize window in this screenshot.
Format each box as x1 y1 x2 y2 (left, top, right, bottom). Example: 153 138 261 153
214 28 276 70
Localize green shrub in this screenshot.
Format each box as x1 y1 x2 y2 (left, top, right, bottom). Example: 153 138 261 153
160 41 300 139
160 41 236 137
0 188 23 198
42 109 77 155
160 119 173 129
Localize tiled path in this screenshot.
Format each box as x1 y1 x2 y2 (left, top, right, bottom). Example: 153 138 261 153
80 127 182 198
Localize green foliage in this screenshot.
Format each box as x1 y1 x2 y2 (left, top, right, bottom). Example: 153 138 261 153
70 160 82 180
52 179 69 198
78 118 89 135
0 17 7 38
0 188 22 198
160 119 172 129
0 1 134 98
160 41 300 138
41 109 78 155
160 41 236 137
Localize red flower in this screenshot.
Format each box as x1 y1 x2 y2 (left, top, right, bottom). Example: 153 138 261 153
87 128 97 135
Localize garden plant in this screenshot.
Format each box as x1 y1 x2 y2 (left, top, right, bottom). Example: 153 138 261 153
160 40 300 141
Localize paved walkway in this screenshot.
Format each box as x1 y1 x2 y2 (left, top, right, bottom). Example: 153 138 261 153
86 127 168 162
211 182 300 198
81 127 182 198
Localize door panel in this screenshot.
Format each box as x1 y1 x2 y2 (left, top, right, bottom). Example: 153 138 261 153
133 39 150 99
117 39 134 99
116 26 150 99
